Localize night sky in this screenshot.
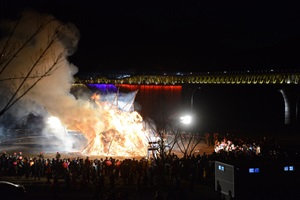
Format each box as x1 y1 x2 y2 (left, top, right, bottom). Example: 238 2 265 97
1 1 300 139
1 0 300 74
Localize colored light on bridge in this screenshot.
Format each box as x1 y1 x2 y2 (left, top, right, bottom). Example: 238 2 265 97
116 84 182 91
87 84 118 92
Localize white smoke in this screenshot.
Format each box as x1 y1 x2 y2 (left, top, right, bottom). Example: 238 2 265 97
0 9 151 155
100 91 138 112
0 9 82 152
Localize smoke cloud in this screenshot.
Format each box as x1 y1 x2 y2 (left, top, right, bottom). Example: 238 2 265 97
0 9 150 156
0 9 83 152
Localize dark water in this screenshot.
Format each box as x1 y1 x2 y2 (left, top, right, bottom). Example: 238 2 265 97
134 84 300 137
193 84 287 134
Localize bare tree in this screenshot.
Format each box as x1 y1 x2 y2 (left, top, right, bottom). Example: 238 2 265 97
145 118 181 158
175 132 204 157
0 11 76 117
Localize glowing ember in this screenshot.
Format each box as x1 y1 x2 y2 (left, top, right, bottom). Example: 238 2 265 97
78 91 150 157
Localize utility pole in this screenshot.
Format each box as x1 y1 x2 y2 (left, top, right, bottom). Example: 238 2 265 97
191 87 201 111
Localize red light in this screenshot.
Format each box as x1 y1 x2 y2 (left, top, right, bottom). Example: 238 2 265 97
116 84 182 91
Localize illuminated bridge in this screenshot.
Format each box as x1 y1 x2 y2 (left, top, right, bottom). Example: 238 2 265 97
74 69 300 128
74 70 300 85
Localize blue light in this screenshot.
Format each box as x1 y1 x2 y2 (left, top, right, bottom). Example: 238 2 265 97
284 165 295 172
249 167 260 173
284 166 289 171
218 165 225 171
87 84 118 93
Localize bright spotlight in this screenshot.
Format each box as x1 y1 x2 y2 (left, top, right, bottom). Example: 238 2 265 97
180 115 192 125
47 116 62 128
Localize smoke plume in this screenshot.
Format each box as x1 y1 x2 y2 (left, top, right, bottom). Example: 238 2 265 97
0 10 150 156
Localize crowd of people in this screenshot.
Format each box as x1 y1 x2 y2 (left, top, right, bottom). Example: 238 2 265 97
0 150 215 186
0 133 299 199
0 150 216 199
212 133 300 163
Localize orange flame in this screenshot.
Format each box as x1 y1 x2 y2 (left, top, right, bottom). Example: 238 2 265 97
78 92 149 157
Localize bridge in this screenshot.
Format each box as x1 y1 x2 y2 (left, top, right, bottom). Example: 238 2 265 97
74 69 300 128
74 69 300 85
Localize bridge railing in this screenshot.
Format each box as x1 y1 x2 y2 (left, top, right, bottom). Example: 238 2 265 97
74 72 300 85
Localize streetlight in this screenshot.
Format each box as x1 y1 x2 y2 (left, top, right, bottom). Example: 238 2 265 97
178 87 200 130
180 115 192 125
191 87 201 111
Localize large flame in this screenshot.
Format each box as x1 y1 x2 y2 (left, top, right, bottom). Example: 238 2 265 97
77 92 150 157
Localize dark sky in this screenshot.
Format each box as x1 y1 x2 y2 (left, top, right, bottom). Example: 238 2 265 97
2 0 300 73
